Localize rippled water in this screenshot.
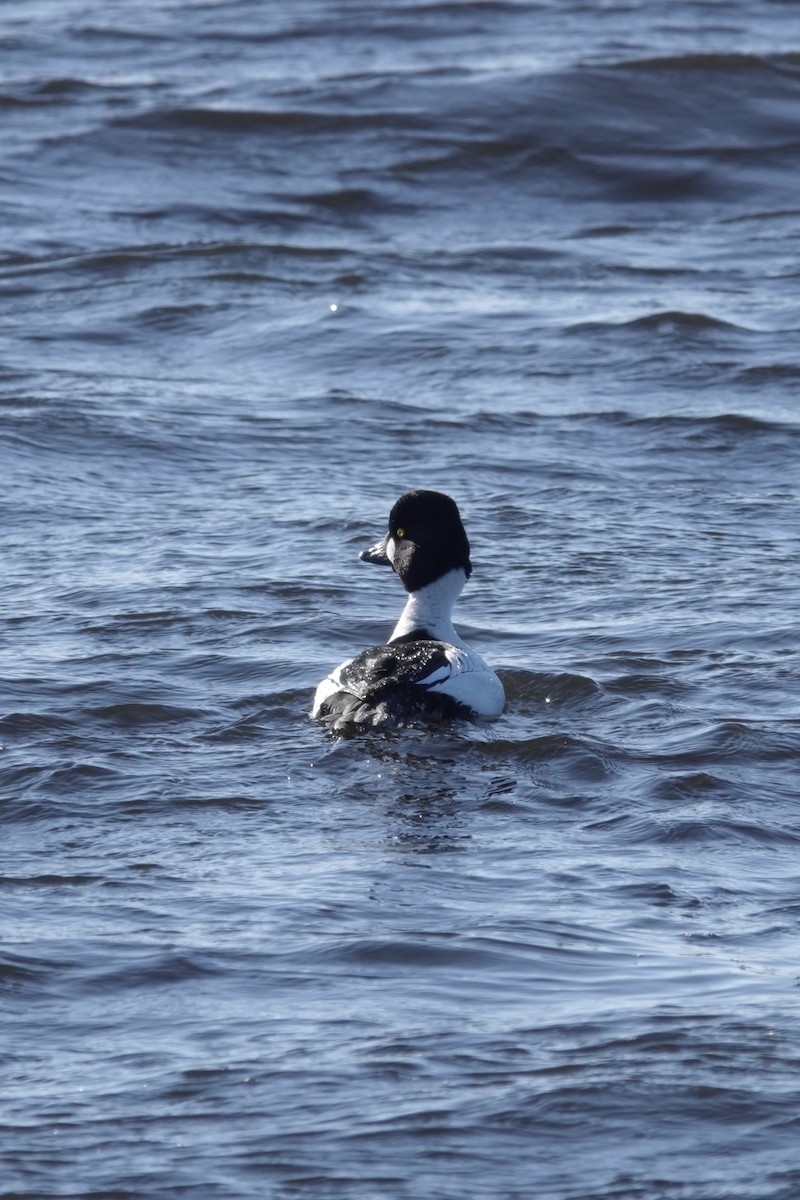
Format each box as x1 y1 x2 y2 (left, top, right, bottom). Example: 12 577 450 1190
2 2 800 1197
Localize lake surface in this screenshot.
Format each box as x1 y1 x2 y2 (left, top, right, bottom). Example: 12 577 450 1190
2 2 800 1197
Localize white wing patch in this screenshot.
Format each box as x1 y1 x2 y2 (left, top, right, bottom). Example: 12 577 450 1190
422 645 505 718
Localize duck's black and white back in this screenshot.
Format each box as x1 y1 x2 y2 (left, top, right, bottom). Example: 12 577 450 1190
312 490 504 731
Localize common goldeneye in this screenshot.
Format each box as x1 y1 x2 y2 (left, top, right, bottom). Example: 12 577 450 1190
312 489 505 730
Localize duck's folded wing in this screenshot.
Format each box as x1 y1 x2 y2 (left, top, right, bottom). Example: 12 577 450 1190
313 639 504 724
336 640 457 699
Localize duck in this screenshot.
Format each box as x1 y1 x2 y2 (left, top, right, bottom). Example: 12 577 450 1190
311 489 505 730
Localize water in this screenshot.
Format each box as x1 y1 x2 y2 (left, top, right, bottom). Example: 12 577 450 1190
2 2 800 1197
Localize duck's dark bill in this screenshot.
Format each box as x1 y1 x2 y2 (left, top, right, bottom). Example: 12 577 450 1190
359 537 392 566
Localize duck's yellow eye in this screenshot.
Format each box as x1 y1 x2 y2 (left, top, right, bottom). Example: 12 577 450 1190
396 527 405 539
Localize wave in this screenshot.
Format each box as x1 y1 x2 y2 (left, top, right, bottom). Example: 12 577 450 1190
0 710 77 735
567 309 754 336
433 404 799 440
0 950 58 996
87 701 205 727
619 52 800 74
591 811 800 847
119 105 428 136
501 667 603 708
616 410 800 436
736 363 800 383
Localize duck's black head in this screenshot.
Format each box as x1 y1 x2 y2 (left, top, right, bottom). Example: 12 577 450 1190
360 489 472 593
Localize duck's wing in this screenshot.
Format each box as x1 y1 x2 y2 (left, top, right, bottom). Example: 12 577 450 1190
336 639 458 699
312 639 472 727
313 636 504 728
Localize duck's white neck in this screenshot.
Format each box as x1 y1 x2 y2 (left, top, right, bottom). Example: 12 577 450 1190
389 568 468 647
